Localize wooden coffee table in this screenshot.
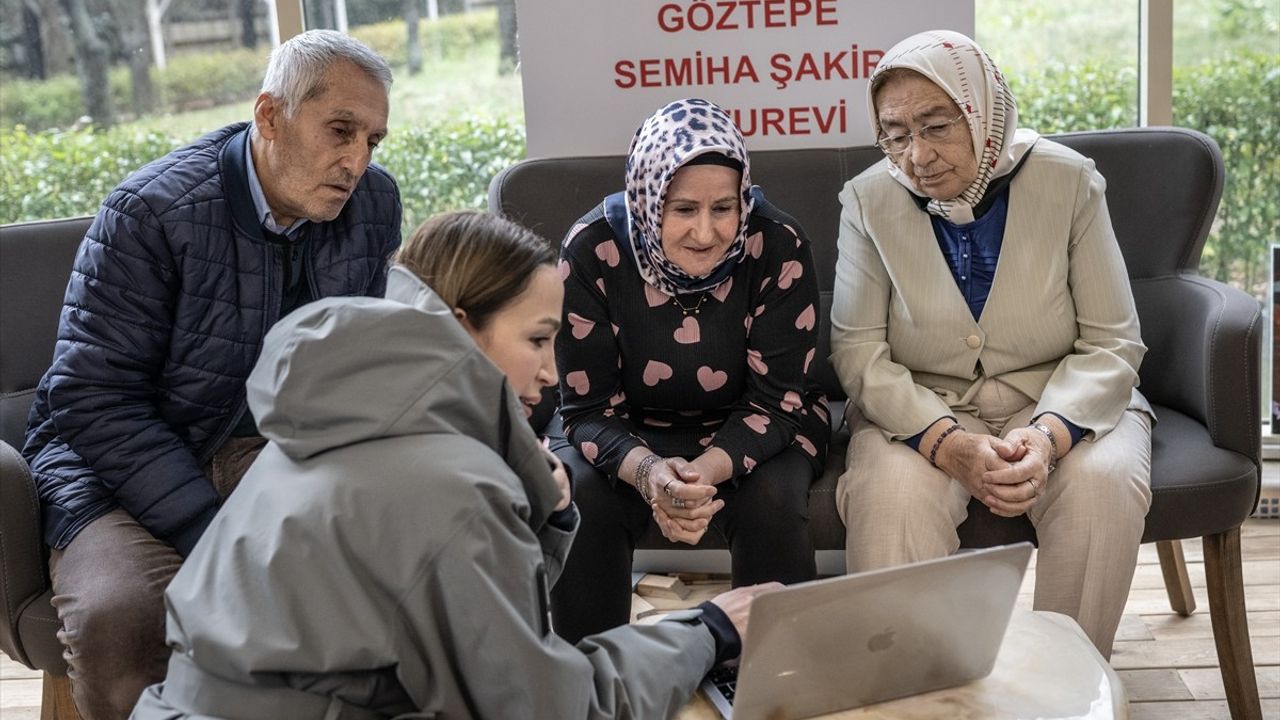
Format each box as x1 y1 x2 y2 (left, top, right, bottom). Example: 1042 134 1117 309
677 609 1127 720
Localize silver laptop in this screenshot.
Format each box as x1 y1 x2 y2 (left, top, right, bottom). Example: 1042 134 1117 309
700 543 1032 720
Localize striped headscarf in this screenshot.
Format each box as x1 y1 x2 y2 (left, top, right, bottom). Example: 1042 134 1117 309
869 30 1039 224
622 98 754 295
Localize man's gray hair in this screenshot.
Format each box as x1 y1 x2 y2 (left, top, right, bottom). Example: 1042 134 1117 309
261 30 393 117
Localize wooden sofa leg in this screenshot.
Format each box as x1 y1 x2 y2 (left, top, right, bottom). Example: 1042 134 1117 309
40 673 82 720
1204 528 1262 720
1156 539 1196 616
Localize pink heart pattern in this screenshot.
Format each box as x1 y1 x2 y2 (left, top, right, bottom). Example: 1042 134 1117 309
595 240 621 267
743 456 757 472
696 366 728 391
710 277 734 302
565 370 590 395
557 260 571 281
699 435 714 447
795 303 815 330
746 232 764 258
813 403 829 423
777 260 803 289
581 441 599 463
568 312 595 340
643 360 673 386
796 435 818 457
781 391 802 412
595 278 607 296
747 348 769 375
804 348 815 374
644 283 668 307
673 316 701 344
743 414 770 434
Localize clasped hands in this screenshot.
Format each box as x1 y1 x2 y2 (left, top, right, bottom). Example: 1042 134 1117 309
642 456 726 545
934 426 1055 518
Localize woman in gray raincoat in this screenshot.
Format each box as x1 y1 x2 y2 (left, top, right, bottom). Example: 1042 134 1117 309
131 211 776 719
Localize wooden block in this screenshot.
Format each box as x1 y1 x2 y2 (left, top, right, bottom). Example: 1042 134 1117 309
629 594 656 624
673 572 714 583
636 573 690 600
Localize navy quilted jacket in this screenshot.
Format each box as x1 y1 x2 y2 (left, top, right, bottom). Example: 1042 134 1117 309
24 122 402 553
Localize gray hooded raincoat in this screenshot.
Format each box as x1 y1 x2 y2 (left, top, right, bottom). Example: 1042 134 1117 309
131 267 722 719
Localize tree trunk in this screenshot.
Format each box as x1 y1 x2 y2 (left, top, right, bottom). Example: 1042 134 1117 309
145 0 171 71
238 0 256 48
59 0 114 128
19 1 47 79
37 0 72 75
404 0 421 75
496 0 517 74
108 0 156 115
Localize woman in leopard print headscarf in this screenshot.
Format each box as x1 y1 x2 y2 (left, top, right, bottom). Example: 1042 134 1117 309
548 98 830 642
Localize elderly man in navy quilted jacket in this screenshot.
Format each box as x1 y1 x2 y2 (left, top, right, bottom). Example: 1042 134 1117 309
21 30 401 719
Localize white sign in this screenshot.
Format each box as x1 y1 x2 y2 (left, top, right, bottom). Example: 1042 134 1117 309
517 1 974 157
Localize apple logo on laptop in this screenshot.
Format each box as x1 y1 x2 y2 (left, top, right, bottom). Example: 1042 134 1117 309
867 627 896 652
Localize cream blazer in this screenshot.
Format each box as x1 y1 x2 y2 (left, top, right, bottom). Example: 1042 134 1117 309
830 139 1151 441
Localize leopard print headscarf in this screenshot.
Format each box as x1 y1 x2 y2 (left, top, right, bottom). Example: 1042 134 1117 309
622 98 754 295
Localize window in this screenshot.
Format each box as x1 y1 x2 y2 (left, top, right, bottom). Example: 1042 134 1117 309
300 0 525 233
977 1 1141 133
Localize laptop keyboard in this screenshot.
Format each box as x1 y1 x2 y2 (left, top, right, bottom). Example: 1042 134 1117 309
707 665 740 703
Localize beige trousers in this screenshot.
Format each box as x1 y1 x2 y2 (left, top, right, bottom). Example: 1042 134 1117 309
835 378 1152 658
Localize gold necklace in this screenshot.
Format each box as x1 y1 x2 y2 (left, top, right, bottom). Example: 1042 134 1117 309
671 292 708 316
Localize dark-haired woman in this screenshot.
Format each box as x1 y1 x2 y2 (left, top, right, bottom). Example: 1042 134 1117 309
549 99 830 643
131 210 779 719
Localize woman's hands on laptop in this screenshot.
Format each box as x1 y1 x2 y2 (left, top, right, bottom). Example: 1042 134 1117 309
712 582 784 640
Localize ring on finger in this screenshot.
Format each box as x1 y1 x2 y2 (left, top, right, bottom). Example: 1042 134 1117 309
1026 478 1038 496
662 479 676 497
672 497 687 509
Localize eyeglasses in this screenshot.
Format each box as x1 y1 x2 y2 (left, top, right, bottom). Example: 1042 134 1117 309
875 114 967 157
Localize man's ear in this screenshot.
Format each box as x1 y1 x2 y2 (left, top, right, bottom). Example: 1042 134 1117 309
254 92 281 141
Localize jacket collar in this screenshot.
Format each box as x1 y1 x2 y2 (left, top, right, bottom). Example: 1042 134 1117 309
219 123 270 244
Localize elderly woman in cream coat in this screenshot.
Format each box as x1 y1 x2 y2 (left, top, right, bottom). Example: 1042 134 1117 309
830 30 1153 658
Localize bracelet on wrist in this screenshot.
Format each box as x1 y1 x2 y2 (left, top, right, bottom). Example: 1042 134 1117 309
633 453 661 504
1029 422 1059 473
928 424 963 467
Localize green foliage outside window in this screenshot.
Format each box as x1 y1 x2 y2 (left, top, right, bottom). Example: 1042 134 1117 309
0 114 526 237
1009 53 1278 293
0 4 1273 295
0 12 495 131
